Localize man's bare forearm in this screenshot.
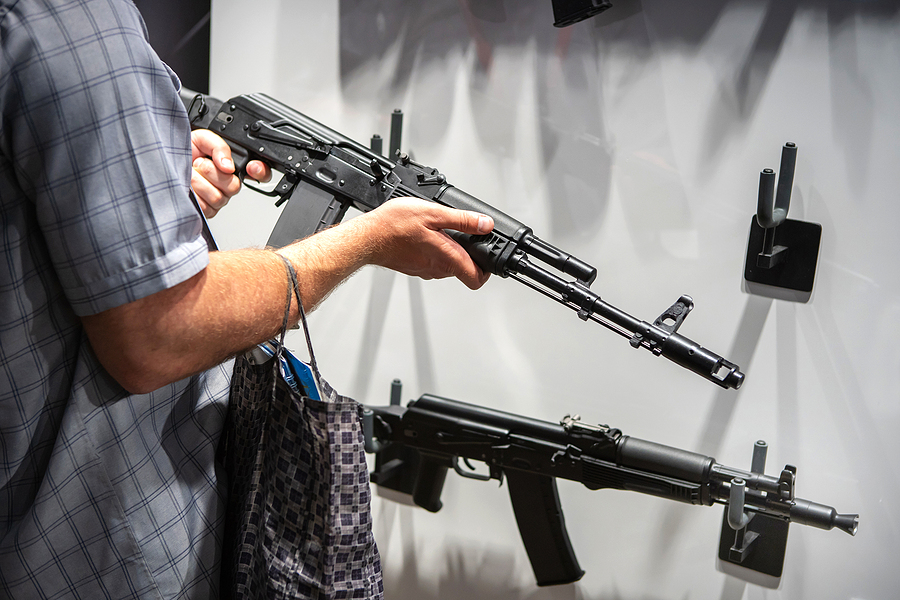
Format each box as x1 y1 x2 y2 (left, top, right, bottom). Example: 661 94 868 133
80 200 493 394
82 219 374 394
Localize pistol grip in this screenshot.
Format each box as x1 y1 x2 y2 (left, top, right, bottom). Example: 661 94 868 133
412 452 449 513
226 141 251 178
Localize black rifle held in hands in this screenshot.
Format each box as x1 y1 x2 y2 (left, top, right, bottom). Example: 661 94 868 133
363 384 858 586
182 90 744 389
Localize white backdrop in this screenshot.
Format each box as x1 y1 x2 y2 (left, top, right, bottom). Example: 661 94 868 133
207 1 899 598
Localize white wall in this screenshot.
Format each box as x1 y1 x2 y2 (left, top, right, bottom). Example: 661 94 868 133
208 1 899 598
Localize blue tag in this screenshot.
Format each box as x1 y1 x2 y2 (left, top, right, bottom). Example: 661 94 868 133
283 351 321 401
254 343 321 400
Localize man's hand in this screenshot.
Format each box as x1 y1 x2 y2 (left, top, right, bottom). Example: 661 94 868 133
190 129 271 217
354 198 495 290
277 198 495 301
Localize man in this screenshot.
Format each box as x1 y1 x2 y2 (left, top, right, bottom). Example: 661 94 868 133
0 0 493 597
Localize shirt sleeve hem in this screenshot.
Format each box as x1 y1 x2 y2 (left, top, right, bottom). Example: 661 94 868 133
67 237 211 317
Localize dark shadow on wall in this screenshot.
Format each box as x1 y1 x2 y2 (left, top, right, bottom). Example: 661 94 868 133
382 540 673 599
133 0 211 93
339 0 615 242
613 0 894 181
337 0 897 242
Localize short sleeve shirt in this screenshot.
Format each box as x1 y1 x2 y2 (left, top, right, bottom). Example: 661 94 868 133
0 0 233 598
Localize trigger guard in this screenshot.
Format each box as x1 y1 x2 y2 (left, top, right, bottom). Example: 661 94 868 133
452 456 492 482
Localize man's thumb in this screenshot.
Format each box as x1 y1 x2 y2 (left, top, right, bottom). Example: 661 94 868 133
451 209 494 234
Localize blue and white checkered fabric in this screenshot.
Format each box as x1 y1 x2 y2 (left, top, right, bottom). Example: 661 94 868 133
1 0 232 597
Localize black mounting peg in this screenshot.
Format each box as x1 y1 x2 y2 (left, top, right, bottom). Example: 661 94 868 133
369 108 403 159
743 142 822 302
755 142 797 268
390 109 404 159
370 133 383 155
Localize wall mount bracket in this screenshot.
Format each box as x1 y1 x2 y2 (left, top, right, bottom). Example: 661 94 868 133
743 142 822 302
717 441 790 580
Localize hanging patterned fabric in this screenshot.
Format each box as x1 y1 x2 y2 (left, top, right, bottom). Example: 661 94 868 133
220 255 384 599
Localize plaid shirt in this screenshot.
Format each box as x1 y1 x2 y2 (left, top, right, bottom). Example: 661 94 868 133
1 1 232 597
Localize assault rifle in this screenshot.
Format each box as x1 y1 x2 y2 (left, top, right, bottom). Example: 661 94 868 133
362 382 858 586
182 90 744 390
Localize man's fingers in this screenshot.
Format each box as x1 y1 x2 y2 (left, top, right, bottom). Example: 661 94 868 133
422 227 491 290
430 205 493 287
454 261 491 290
246 160 273 183
192 157 242 197
213 151 234 174
437 207 494 235
191 170 225 217
191 129 235 174
444 233 492 289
